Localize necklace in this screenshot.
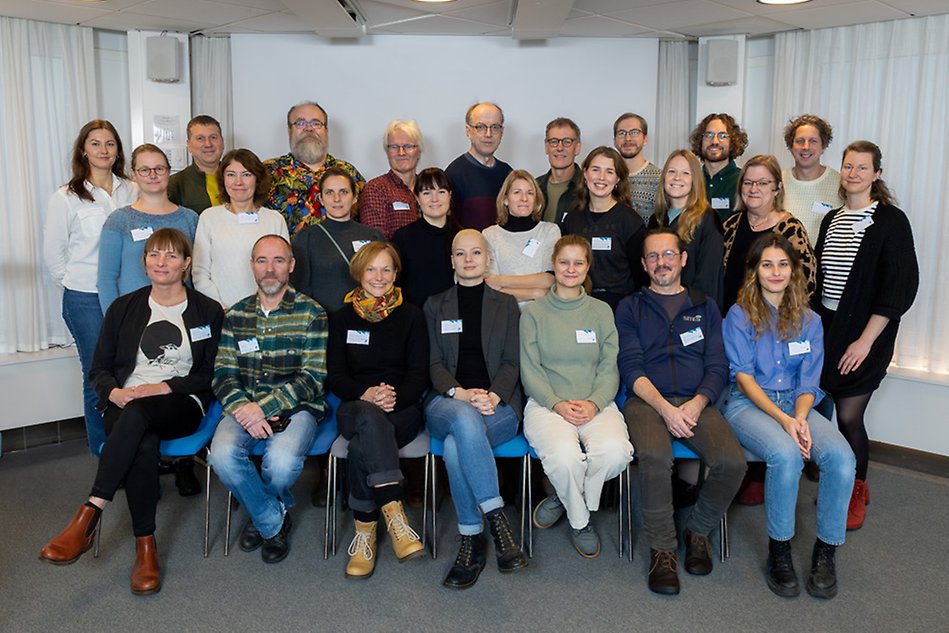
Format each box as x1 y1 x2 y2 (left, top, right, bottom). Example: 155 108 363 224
748 211 776 231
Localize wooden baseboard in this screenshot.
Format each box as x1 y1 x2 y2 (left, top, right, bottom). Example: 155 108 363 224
869 441 949 479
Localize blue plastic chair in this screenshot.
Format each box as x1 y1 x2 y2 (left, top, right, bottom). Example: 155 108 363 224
220 392 341 557
426 433 533 559
94 399 224 559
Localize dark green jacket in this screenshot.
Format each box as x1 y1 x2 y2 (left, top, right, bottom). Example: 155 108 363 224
536 164 583 224
168 162 214 213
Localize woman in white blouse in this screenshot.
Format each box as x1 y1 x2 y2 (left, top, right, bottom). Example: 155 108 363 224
191 148 289 308
43 120 137 455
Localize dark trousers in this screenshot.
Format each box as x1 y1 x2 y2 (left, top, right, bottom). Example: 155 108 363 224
624 396 746 552
90 394 202 536
336 400 421 513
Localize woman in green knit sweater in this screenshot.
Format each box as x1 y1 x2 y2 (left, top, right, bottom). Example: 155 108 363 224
520 235 633 558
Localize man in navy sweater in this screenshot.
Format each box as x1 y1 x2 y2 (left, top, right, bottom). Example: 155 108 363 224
616 227 745 596
445 102 512 231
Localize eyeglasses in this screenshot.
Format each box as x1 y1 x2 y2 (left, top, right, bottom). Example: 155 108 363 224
545 137 577 148
741 179 775 189
644 250 681 263
291 119 327 130
135 166 169 176
385 143 419 154
615 129 643 138
702 131 730 141
468 123 503 135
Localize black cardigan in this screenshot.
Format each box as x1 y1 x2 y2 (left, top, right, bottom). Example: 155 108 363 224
90 285 224 412
814 203 918 396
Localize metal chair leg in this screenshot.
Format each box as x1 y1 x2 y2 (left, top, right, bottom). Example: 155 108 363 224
331 455 339 557
427 454 437 559
617 467 624 559
323 452 333 560
626 464 633 562
519 455 527 551
526 456 533 558
203 454 211 558
720 512 729 561
93 512 102 558
224 492 233 556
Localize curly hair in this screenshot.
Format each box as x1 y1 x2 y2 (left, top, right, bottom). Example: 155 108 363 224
783 114 833 150
736 233 810 342
689 113 748 160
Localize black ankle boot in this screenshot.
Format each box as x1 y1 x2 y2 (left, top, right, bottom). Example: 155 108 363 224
806 539 838 599
443 533 487 590
174 458 200 497
766 538 800 597
486 509 528 573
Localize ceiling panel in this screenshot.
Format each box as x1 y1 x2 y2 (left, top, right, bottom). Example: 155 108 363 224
224 10 314 31
0 0 110 23
134 0 270 23
609 0 752 30
560 14 655 37
682 15 797 37
773 0 906 30
82 10 214 30
445 0 511 28
372 13 507 35
878 0 949 15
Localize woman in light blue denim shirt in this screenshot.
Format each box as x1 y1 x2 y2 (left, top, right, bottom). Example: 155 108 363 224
722 233 854 600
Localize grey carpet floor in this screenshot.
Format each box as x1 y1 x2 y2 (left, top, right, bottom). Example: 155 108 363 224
1 439 947 633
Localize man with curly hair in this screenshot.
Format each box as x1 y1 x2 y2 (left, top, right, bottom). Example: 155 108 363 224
689 113 748 223
781 114 844 246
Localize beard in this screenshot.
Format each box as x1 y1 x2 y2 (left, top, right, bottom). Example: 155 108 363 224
257 274 286 297
291 135 327 165
701 145 727 162
618 144 642 160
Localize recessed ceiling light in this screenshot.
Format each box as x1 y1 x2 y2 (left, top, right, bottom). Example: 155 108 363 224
757 0 812 5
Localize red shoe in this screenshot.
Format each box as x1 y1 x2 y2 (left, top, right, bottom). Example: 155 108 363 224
847 479 868 530
737 478 764 506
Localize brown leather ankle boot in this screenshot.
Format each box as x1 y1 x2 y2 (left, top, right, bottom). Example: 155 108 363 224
39 504 101 565
131 535 161 595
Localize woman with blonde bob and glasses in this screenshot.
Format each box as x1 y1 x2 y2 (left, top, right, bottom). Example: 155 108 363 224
722 155 816 312
40 228 223 595
521 236 633 559
650 149 724 307
327 241 429 579
722 233 854 600
98 144 199 313
483 170 560 307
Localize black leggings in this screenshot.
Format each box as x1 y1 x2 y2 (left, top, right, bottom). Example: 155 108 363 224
834 392 874 481
90 394 202 536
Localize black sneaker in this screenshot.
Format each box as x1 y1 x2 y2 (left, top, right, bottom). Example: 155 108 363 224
806 540 838 599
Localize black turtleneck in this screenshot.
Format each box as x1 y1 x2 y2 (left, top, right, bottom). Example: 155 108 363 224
455 283 490 390
504 214 539 233
391 218 459 307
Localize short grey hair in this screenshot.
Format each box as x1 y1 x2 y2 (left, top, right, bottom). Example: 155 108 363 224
286 101 327 127
383 119 424 153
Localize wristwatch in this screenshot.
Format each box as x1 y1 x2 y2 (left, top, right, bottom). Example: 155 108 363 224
446 387 457 398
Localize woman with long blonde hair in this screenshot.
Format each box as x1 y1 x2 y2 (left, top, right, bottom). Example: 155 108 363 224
722 233 854 600
650 149 723 306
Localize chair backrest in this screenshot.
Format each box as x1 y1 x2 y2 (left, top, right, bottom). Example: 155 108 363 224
160 400 224 457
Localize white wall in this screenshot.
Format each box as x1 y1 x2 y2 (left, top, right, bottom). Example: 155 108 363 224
231 34 659 179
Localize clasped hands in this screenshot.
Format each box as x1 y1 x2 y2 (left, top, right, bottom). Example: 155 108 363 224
234 402 281 439
452 387 501 416
554 399 598 426
362 383 397 413
108 382 171 408
660 397 706 439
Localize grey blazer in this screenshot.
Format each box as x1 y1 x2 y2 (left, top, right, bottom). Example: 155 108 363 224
422 283 524 421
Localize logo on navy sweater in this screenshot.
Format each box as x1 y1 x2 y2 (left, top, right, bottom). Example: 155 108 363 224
682 315 702 322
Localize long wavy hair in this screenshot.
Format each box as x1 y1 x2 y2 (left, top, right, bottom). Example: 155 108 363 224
575 146 631 212
67 120 127 202
736 233 810 342
653 149 711 244
838 140 896 206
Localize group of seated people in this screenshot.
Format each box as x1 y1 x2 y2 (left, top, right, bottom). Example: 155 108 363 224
37 106 918 601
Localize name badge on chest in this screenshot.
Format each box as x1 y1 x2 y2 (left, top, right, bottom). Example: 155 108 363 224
811 201 833 217
189 325 212 342
852 216 874 233
441 319 463 334
679 327 704 347
576 329 597 344
711 197 730 210
788 340 811 356
237 212 259 224
238 337 260 354
522 238 541 258
392 201 411 211
130 226 154 242
591 237 612 251
347 330 370 345
352 240 371 252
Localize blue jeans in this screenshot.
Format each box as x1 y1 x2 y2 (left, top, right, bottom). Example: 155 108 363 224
425 396 518 535
62 289 105 454
722 385 855 545
209 410 317 539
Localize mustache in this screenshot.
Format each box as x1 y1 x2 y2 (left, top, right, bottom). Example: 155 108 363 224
654 265 672 273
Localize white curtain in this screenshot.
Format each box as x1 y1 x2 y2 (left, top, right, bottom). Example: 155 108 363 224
771 15 949 374
653 40 690 167
190 35 234 150
0 18 97 353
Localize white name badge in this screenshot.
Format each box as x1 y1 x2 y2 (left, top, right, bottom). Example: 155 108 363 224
130 226 154 242
347 329 370 345
680 327 704 346
237 211 259 224
811 201 834 216
352 240 371 252
576 329 597 344
392 201 411 211
852 216 874 233
591 237 612 251
189 325 212 342
237 337 260 354
522 238 541 258
711 197 731 210
788 340 812 356
441 319 463 334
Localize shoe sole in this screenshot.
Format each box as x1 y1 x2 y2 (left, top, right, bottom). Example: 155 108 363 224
685 563 713 576
498 559 529 573
131 583 162 596
573 542 601 559
396 547 426 563
766 577 801 598
648 584 681 596
806 579 838 599
38 533 96 566
442 560 486 589
345 568 376 580
531 502 564 530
